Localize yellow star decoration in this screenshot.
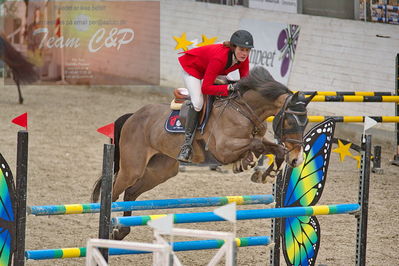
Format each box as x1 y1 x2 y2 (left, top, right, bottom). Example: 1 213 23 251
265 154 275 167
196 34 218 47
332 139 353 162
351 155 361 169
173 32 193 51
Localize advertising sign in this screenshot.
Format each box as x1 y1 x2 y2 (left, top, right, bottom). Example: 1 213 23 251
240 19 300 85
3 1 160 85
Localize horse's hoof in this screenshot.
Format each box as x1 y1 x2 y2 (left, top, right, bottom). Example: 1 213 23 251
111 227 130 240
250 170 262 183
232 162 242 173
263 175 276 184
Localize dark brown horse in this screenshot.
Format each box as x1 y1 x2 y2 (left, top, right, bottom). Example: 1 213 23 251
0 35 39 103
92 66 315 240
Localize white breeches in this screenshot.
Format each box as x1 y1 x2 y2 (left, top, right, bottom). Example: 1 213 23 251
181 68 204 112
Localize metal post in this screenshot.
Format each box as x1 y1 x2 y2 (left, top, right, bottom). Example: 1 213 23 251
356 135 371 266
14 130 29 266
393 53 399 165
98 144 114 262
270 171 283 266
372 146 383 174
366 0 371 21
384 3 388 23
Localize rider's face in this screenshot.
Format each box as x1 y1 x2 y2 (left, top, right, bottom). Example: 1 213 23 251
234 46 251 62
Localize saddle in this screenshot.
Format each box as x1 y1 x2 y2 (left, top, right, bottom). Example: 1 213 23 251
165 75 231 134
165 87 214 134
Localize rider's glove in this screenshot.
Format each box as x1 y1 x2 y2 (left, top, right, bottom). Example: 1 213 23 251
228 82 240 93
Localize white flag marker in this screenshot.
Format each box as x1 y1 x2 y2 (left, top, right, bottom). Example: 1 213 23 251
364 116 378 132
214 202 237 223
147 215 174 234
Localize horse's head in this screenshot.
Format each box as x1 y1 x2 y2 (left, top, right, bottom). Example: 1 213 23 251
272 91 316 167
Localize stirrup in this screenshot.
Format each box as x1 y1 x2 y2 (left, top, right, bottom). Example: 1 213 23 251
177 145 193 163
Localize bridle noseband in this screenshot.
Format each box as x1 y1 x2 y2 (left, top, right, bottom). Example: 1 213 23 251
272 95 308 153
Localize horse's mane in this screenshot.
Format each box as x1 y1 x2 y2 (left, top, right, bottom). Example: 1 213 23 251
237 66 292 99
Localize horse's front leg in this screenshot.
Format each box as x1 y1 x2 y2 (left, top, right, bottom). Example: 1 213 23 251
232 138 265 173
250 138 286 183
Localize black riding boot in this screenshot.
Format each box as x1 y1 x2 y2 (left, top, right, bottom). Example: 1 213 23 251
177 105 199 163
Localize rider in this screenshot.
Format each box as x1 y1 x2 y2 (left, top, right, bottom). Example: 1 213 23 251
177 30 254 162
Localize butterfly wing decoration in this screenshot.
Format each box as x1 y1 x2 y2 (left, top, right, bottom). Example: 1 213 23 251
281 119 336 266
0 154 16 266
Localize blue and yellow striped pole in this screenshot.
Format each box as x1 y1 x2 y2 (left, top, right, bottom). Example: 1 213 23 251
112 204 360 227
25 236 271 260
28 195 274 216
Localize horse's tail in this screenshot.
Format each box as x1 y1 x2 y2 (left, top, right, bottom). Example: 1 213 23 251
91 113 134 202
0 35 39 84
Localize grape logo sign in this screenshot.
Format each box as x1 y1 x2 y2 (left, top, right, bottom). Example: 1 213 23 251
278 24 300 78
240 19 300 85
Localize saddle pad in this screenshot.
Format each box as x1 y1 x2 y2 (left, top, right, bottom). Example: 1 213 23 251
165 110 185 133
165 96 215 134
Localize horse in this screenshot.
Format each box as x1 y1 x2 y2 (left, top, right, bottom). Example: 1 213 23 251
0 35 39 104
91 66 315 240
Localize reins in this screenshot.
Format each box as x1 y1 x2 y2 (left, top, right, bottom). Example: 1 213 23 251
204 91 265 151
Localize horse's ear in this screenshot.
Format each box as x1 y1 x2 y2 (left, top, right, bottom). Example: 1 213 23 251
304 91 317 106
291 91 299 102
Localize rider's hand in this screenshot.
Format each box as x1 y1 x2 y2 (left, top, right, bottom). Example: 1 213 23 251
228 82 240 93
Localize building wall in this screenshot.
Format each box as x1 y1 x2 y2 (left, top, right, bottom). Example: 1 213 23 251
159 0 399 132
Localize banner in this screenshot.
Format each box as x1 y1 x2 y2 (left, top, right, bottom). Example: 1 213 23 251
248 0 298 13
4 1 160 85
239 19 300 85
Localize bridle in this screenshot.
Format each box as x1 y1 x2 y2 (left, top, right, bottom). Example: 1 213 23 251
211 91 308 155
272 94 308 153
215 91 266 137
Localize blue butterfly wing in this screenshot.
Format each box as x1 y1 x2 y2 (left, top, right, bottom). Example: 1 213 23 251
282 119 336 266
0 154 16 266
282 216 320 266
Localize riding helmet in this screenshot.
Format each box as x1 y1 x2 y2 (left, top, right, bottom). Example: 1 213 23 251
230 30 254 48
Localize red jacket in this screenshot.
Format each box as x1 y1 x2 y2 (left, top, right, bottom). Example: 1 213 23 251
178 44 249 96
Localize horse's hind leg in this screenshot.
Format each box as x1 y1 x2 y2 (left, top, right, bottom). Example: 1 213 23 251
111 137 155 202
112 154 179 240
13 77 23 104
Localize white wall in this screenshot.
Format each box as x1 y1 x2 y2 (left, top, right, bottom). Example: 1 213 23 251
159 0 399 131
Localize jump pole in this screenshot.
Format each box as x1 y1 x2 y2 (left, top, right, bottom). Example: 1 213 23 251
266 116 399 123
300 91 392 96
308 95 399 102
28 195 275 216
25 236 271 260
112 204 360 227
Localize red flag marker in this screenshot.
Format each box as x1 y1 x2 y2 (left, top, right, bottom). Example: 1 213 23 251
11 112 28 130
97 122 114 143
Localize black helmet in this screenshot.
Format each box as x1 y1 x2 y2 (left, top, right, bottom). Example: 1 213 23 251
230 30 254 48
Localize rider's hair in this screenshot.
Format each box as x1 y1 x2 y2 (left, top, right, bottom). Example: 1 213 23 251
223 41 236 50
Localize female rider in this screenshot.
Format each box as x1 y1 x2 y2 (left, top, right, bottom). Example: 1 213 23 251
177 30 254 162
